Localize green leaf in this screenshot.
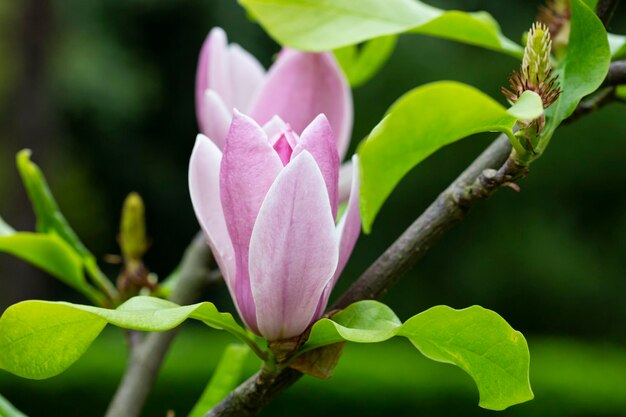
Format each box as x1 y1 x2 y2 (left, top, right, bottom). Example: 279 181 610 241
541 0 610 141
0 393 27 417
0 216 14 236
16 150 116 300
334 35 397 88
0 233 94 296
616 85 626 101
358 81 523 233
188 344 250 417
240 0 522 58
303 301 401 351
16 150 91 259
507 91 544 121
304 301 532 411
398 306 533 410
0 296 253 379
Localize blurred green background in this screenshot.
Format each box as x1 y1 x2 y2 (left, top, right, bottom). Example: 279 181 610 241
1 0 625 416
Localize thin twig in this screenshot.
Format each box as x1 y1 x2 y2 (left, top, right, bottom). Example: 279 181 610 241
565 88 617 124
105 233 215 417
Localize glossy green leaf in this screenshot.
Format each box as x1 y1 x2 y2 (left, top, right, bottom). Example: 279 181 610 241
334 35 397 87
541 0 610 142
507 91 544 121
240 0 522 58
303 301 401 351
0 393 27 417
16 150 116 300
304 301 532 411
16 150 91 259
358 81 530 232
398 306 532 410
0 296 252 379
0 233 102 303
616 85 626 101
0 214 104 303
188 344 250 417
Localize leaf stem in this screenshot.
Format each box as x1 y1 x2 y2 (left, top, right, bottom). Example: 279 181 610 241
232 333 268 362
84 256 119 305
81 283 109 307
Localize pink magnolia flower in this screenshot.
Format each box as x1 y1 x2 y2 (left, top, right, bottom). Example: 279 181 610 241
189 112 361 341
195 27 353 160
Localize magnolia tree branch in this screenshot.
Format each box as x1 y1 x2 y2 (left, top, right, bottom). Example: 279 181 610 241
333 136 515 309
105 233 215 417
565 87 617 123
566 60 626 124
203 134 520 417
602 60 626 87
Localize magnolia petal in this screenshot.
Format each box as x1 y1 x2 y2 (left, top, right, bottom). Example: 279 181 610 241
198 90 232 149
316 154 362 314
262 115 288 139
249 51 353 160
273 134 293 166
195 28 232 115
228 44 266 112
292 114 340 218
220 111 283 331
249 152 339 341
188 135 236 293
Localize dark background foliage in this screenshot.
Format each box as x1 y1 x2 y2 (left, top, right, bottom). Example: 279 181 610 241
0 1 625 416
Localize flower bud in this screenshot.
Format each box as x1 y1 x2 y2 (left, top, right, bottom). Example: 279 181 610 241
119 192 147 262
522 23 552 86
189 112 361 341
502 22 561 115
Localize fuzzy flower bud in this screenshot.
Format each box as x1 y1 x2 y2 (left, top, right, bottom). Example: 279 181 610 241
522 23 552 86
502 22 561 112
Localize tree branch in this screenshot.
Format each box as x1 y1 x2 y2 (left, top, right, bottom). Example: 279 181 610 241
105 233 215 417
596 0 621 28
564 60 626 124
203 134 521 417
601 60 626 88
332 136 516 309
565 87 617 124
